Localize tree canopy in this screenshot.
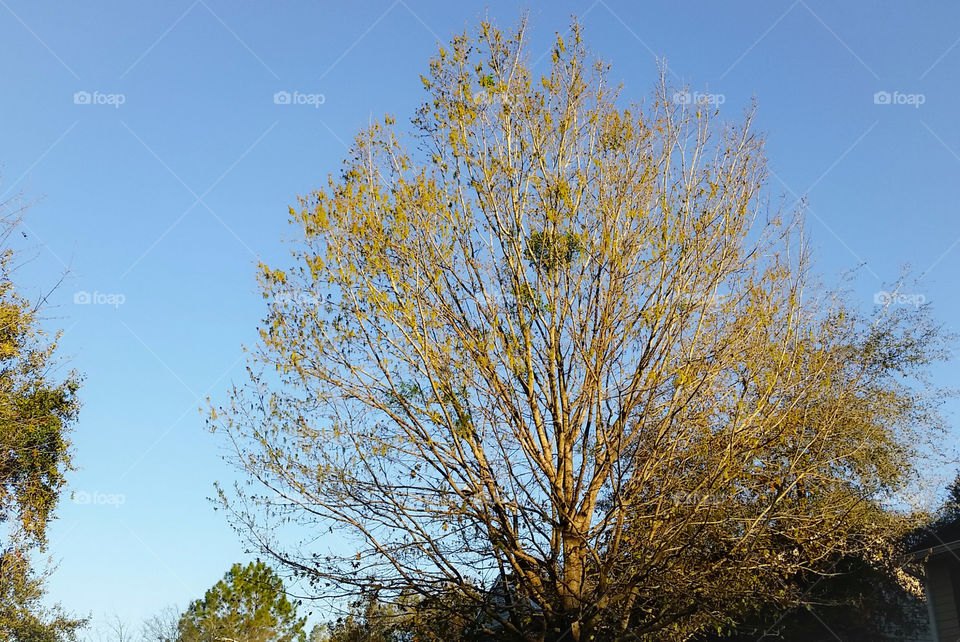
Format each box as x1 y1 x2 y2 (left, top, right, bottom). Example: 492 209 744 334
0 193 84 641
211 18 948 641
177 560 307 642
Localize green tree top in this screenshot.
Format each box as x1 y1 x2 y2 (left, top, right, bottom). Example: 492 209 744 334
178 560 307 642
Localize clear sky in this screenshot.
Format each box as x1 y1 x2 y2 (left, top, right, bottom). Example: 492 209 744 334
2 0 959 636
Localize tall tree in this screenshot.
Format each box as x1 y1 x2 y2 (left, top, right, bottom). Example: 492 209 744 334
211 19 948 641
0 190 83 640
177 560 306 642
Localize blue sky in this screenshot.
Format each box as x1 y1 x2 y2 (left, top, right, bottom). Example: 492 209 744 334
2 0 959 635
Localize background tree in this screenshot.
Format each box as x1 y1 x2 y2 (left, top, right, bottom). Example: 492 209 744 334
704 542 930 640
314 596 400 642
924 468 960 528
212 18 949 641
312 591 476 642
177 560 306 642
904 467 960 580
0 551 83 642
0 189 83 641
141 605 181 642
93 614 136 642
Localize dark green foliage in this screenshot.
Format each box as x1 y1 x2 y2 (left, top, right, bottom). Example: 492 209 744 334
0 550 84 642
177 561 307 642
703 553 929 642
316 596 400 642
315 591 477 642
523 229 582 273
